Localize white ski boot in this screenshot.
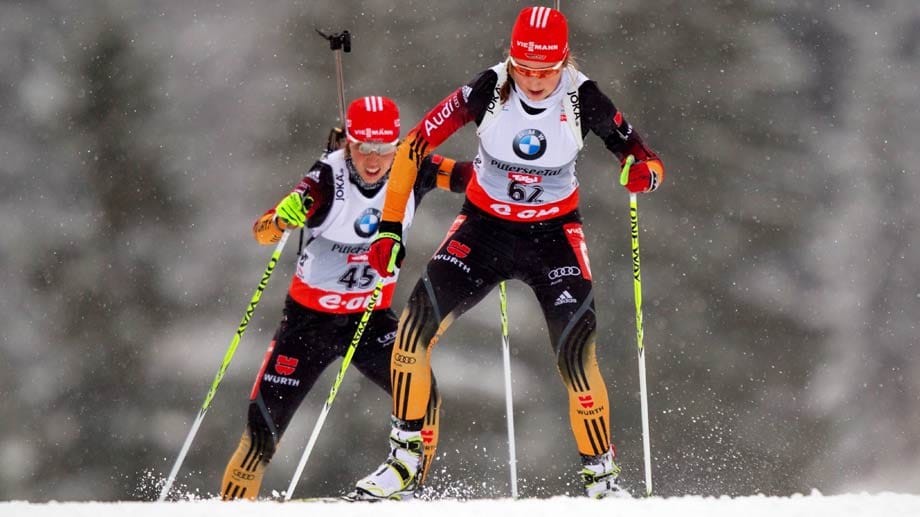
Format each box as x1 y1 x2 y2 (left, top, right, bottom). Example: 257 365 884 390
581 449 630 499
348 423 422 501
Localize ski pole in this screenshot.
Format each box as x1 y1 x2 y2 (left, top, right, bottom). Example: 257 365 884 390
499 281 519 498
158 230 292 501
283 279 386 500
618 155 653 496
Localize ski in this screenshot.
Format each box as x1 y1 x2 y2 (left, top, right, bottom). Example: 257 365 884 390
284 496 363 503
272 492 382 503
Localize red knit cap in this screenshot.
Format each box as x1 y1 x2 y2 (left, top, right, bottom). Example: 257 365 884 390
509 6 569 63
346 96 400 144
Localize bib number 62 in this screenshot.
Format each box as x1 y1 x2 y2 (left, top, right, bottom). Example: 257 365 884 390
507 180 544 203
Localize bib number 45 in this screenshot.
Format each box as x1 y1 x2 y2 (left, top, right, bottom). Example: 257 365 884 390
338 264 375 290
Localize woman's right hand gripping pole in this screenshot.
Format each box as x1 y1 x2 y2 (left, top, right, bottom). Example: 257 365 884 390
368 221 405 277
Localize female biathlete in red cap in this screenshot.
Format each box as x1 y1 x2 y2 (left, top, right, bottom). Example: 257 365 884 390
350 7 665 500
220 96 472 500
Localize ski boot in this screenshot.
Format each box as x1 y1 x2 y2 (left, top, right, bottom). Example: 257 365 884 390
347 420 423 501
581 449 630 499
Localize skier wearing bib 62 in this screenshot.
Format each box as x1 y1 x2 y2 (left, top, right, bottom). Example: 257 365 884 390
350 7 665 500
220 96 472 500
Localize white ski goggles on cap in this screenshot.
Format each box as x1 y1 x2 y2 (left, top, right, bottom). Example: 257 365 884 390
349 137 398 155
355 141 397 155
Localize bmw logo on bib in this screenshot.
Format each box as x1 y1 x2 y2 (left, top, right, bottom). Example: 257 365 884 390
512 128 547 160
354 208 381 238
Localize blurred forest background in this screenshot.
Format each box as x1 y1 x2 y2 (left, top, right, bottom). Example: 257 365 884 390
1 0 918 502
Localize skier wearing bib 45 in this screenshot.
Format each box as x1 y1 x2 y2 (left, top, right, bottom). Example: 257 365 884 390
220 96 472 500
350 7 664 500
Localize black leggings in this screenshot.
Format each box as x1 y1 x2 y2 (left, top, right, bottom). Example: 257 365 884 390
221 298 442 499
390 204 613 457
246 297 438 460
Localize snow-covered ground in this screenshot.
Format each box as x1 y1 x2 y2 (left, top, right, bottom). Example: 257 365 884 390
3 493 920 517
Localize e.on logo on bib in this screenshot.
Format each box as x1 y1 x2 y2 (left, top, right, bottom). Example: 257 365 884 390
490 203 561 220
319 292 376 312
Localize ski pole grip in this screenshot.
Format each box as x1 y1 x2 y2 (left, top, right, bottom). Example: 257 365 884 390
387 242 401 274
619 154 636 186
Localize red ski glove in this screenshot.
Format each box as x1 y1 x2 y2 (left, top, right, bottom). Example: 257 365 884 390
368 221 405 278
623 158 664 193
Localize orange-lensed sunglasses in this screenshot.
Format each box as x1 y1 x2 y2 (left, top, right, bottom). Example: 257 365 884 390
509 56 566 79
